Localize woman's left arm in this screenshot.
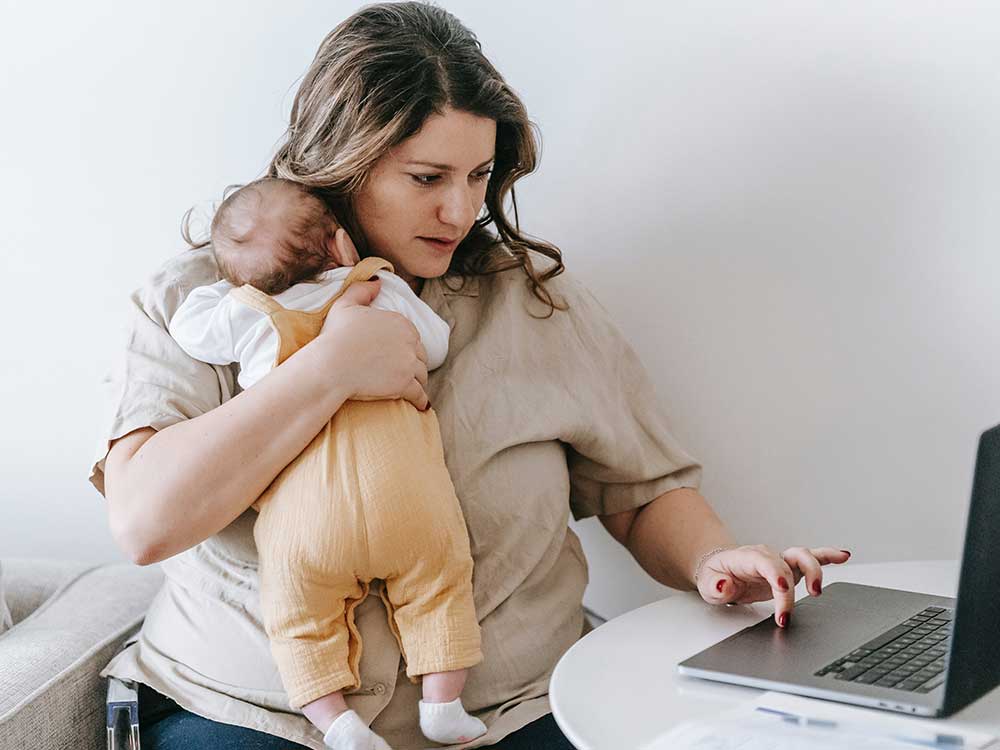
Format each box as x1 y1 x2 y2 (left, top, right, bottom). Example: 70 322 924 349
599 487 851 627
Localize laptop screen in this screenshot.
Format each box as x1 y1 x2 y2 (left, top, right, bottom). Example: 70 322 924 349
944 424 1000 714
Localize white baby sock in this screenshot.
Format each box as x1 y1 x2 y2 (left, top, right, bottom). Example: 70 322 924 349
323 709 393 750
418 698 487 744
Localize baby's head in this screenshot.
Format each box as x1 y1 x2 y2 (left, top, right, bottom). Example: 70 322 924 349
210 177 340 295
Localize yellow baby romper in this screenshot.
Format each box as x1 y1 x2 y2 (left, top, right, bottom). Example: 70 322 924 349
231 257 483 710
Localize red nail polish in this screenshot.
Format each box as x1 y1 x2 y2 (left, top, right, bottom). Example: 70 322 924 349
716 579 725 593
778 577 789 592
812 581 822 595
779 613 789 628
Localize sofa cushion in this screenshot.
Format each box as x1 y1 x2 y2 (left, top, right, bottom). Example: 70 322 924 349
2 559 95 626
0 561 11 633
0 560 163 749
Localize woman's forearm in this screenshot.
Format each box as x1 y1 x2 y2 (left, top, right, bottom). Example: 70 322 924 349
107 337 351 565
625 487 736 590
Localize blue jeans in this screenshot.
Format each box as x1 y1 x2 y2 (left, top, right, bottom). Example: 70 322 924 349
138 685 576 749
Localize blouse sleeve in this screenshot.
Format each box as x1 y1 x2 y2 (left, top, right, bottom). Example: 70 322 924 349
88 248 238 497
557 275 703 521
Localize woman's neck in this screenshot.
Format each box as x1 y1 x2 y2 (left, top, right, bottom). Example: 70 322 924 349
398 270 424 297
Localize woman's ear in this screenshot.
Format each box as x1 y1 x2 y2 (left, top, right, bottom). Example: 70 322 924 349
327 228 361 268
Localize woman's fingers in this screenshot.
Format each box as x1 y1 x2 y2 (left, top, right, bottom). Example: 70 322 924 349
702 545 852 628
330 278 381 310
810 547 852 565
746 551 797 628
702 546 795 626
698 554 736 604
414 341 429 388
403 377 430 412
733 547 795 626
781 546 852 598
398 320 429 390
782 546 824 597
699 548 763 605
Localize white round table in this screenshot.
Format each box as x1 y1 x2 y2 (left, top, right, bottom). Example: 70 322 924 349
550 561 1000 750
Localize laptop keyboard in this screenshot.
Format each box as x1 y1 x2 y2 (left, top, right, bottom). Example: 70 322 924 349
814 606 952 693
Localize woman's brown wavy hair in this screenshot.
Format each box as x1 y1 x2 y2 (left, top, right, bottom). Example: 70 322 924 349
184 1 566 316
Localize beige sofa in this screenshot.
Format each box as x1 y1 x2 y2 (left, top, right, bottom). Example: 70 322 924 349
0 558 163 750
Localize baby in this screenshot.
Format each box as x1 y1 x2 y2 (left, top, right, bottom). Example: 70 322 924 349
168 178 486 750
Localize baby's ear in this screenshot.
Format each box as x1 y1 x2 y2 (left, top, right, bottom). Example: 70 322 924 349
327 228 360 267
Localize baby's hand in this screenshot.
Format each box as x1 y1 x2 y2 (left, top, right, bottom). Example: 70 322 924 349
328 227 361 268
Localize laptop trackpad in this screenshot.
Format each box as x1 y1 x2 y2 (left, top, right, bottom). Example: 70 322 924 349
680 582 954 682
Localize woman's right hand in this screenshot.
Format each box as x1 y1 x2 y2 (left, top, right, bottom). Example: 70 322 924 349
312 277 430 411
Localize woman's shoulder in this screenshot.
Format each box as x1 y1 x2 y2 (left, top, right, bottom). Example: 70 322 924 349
477 254 630 359
133 247 223 326
482 253 602 319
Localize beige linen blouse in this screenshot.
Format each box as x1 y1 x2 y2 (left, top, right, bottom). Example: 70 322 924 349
89 246 702 749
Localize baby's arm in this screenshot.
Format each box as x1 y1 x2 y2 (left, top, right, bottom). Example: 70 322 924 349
168 281 239 365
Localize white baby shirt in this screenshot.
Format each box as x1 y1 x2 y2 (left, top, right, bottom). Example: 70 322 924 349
168 267 451 390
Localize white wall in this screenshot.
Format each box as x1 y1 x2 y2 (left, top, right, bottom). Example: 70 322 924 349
2 1 998 620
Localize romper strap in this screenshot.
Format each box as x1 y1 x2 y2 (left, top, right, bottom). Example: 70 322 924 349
227 256 395 318
228 284 284 315
313 256 396 319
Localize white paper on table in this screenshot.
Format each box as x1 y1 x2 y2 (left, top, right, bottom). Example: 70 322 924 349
638 692 998 750
641 714 922 750
756 692 997 749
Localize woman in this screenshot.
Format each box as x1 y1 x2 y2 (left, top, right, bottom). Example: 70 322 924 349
93 3 848 748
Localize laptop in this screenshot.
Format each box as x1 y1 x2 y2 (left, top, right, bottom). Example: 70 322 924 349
677 424 1000 717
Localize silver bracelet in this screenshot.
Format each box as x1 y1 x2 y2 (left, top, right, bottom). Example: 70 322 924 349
693 544 739 584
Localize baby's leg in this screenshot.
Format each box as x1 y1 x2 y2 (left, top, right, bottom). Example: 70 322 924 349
302 690 350 733
382 559 486 743
422 667 468 702
304 691 394 750
362 403 485 743
379 521 485 744
419 668 487 744
254 498 389 747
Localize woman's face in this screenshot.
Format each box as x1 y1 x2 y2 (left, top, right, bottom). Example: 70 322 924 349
354 107 497 291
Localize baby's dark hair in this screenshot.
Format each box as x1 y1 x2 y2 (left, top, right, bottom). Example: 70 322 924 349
210 177 339 295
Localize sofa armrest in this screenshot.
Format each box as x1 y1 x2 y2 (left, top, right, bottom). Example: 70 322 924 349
0 560 163 750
